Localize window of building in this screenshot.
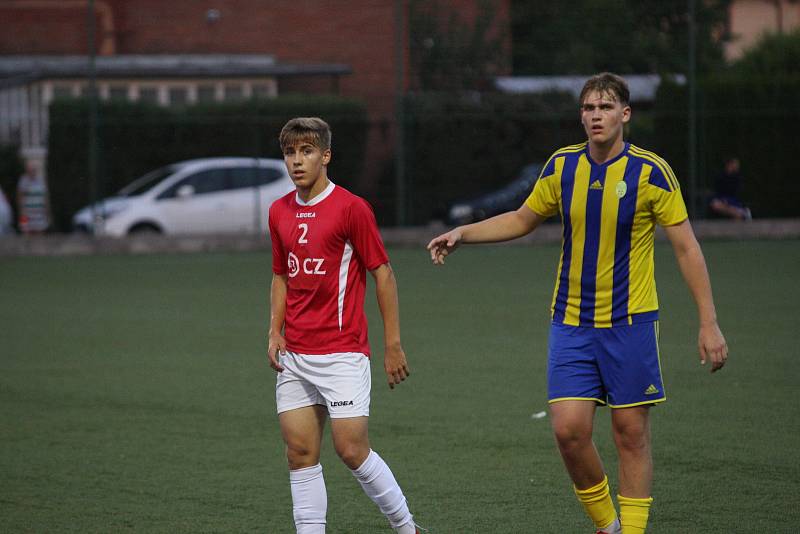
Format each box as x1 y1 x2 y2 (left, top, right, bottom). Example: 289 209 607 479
108 85 129 101
169 87 189 106
197 84 217 103
224 84 243 101
52 84 74 100
139 87 159 104
251 83 273 99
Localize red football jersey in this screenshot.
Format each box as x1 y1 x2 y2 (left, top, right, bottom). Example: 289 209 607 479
269 182 389 356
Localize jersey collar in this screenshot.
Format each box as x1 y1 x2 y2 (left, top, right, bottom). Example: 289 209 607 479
585 142 629 167
296 181 336 207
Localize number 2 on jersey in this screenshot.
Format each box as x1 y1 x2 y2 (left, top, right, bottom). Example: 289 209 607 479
298 223 309 244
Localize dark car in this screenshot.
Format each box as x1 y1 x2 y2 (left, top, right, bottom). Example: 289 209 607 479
447 163 543 225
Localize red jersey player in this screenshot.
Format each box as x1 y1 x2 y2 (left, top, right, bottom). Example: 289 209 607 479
267 117 420 534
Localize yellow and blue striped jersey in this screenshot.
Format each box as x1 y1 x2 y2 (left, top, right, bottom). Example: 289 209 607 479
525 142 687 328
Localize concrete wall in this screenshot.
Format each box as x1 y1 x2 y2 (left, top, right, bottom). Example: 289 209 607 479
2 219 798 257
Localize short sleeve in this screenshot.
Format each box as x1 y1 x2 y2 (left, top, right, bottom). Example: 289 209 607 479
647 163 688 226
524 155 560 217
347 198 389 271
269 203 287 275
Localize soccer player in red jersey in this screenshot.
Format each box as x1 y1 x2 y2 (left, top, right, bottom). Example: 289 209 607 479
267 117 419 534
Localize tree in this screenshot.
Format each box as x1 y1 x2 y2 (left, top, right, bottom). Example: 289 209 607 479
511 0 732 75
409 0 509 91
728 28 800 77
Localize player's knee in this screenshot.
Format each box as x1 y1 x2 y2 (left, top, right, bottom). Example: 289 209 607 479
286 442 320 469
613 423 649 453
333 439 369 469
552 420 592 450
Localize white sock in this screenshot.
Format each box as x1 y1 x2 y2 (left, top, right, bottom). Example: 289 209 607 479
394 521 417 534
600 517 621 534
289 464 327 534
351 450 414 531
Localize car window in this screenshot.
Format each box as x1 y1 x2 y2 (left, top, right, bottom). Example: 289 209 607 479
228 167 260 189
157 168 228 199
228 166 284 189
119 164 179 197
256 167 284 185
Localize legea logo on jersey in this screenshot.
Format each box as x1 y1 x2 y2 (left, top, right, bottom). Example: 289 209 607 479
287 251 327 277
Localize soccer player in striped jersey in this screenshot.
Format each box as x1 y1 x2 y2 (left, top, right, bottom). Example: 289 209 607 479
268 118 420 534
427 73 728 533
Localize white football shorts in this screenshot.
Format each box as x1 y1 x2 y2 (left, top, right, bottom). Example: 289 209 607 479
276 351 371 418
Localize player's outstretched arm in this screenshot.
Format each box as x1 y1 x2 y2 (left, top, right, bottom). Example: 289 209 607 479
664 220 728 373
427 205 546 265
371 263 410 389
268 274 288 372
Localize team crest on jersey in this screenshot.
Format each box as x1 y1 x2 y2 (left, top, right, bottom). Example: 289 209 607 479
287 251 327 277
288 252 300 278
615 181 628 199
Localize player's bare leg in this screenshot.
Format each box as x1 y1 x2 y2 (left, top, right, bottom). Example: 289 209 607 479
551 400 619 533
612 406 654 533
330 416 371 469
332 417 417 533
280 405 328 534
611 406 652 497
550 400 605 486
281 405 327 469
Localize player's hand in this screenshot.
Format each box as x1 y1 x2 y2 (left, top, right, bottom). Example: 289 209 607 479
384 343 410 389
427 229 463 265
268 332 287 372
698 321 728 373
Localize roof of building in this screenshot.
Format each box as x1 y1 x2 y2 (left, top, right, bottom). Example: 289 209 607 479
0 54 351 81
494 74 686 103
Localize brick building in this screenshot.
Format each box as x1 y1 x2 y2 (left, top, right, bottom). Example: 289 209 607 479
725 0 800 59
0 0 511 204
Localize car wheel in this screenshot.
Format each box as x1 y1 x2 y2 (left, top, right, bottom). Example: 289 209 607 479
128 223 162 235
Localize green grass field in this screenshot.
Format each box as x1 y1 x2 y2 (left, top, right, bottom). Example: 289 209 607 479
1 240 799 533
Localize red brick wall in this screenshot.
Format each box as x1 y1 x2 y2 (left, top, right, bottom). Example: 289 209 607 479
0 4 95 54
110 1 401 118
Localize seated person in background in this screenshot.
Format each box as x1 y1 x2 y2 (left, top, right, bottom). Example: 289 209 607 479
709 157 752 220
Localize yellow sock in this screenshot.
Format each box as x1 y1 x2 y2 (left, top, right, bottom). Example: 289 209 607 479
574 475 618 529
618 494 653 533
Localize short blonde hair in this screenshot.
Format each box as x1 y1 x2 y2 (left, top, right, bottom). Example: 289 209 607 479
279 117 332 151
579 73 630 107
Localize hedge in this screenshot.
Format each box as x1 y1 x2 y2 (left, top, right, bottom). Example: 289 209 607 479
401 91 584 224
654 76 800 218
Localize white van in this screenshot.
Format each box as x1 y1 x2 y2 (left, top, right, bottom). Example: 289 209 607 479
72 158 294 236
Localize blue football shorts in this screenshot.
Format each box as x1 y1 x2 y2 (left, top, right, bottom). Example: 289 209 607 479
547 321 666 408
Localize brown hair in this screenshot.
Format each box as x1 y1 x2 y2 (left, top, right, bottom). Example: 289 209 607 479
579 73 630 106
279 117 332 151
